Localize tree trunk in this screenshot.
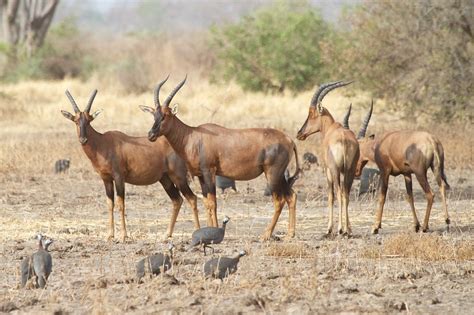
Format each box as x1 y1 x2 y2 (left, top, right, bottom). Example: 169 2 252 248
0 0 59 57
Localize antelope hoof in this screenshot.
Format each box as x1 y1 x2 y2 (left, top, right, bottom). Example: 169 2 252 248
422 226 429 233
260 231 273 241
371 227 379 234
414 223 421 232
107 234 115 242
345 227 352 237
338 228 344 235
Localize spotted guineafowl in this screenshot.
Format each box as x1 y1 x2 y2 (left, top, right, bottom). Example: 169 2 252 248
203 250 246 279
136 243 174 281
54 159 70 174
33 237 53 288
20 235 53 288
216 176 237 193
188 216 230 255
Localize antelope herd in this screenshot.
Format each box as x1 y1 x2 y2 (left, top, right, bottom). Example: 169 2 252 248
61 77 451 242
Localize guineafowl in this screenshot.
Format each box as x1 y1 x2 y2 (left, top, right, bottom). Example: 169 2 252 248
203 250 246 279
216 176 237 193
20 234 42 288
188 216 230 255
136 243 174 281
33 237 53 288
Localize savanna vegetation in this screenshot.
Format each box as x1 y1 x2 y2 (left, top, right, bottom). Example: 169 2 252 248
1 0 472 121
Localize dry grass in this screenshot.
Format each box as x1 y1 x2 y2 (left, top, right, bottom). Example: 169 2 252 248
0 79 473 313
265 242 314 258
363 233 474 261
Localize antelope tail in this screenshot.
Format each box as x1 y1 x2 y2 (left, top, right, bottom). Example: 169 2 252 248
288 144 301 188
433 141 450 190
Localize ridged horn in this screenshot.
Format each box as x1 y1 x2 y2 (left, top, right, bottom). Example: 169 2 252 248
317 81 354 112
342 103 352 129
357 99 373 139
84 89 98 113
65 90 80 113
310 80 344 109
163 75 187 107
154 75 170 108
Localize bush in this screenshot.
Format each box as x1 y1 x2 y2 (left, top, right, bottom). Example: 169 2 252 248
0 17 94 82
210 1 331 93
323 0 474 122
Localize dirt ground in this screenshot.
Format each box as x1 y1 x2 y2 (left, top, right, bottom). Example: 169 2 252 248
0 163 473 314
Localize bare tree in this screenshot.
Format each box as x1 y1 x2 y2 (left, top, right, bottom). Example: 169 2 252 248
1 0 59 57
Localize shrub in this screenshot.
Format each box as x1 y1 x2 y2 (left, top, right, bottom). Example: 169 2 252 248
322 0 474 122
211 1 331 93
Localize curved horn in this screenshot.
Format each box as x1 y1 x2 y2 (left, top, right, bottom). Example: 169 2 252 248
154 74 170 108
357 99 373 139
65 90 80 113
342 103 352 129
310 80 344 108
163 75 187 107
317 80 354 107
84 89 98 113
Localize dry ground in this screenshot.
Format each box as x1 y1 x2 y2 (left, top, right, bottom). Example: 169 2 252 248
0 80 473 314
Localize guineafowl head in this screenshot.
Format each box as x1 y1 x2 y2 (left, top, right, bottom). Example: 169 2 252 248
222 216 231 225
43 239 54 251
238 250 247 257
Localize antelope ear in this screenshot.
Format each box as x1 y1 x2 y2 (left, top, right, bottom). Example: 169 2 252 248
61 110 75 121
171 104 178 115
91 109 102 119
139 105 155 115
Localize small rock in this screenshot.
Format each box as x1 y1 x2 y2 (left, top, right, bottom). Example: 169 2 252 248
432 298 441 305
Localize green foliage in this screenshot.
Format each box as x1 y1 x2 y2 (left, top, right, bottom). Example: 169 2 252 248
1 17 95 82
323 0 474 122
211 1 330 93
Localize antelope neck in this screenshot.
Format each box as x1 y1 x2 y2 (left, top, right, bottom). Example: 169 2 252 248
162 116 194 156
80 124 103 160
319 112 336 139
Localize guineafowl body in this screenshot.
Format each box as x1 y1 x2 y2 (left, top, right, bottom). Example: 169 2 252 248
216 176 237 193
189 216 230 255
204 250 246 279
20 235 53 288
33 238 53 288
136 244 174 280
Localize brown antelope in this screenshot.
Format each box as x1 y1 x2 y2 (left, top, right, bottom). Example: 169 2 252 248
140 76 301 240
296 81 359 236
61 87 200 242
351 104 450 234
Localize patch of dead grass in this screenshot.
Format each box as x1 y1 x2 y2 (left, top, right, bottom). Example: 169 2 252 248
363 233 474 261
265 242 314 258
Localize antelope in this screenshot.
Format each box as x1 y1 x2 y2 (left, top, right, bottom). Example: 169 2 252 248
296 81 359 236
349 103 450 234
61 89 200 242
140 76 301 240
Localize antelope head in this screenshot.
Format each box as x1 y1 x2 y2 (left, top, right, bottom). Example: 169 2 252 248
296 80 353 140
61 90 101 145
354 100 375 177
140 75 186 142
